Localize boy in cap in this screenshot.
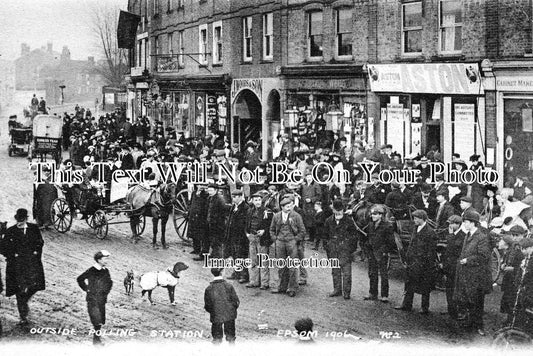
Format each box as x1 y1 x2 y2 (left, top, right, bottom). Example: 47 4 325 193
204 268 240 344
77 250 113 345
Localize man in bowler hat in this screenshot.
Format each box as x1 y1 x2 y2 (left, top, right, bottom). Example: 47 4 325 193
0 208 46 325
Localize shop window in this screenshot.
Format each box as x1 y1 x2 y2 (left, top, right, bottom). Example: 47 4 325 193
199 24 208 65
213 21 223 64
243 16 253 62
263 13 273 60
439 0 462 53
308 11 323 59
336 8 352 58
503 98 533 185
402 2 422 54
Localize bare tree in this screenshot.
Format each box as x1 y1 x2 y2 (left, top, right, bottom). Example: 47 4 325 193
86 1 128 87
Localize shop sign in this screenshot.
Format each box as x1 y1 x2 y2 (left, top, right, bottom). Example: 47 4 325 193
496 77 533 92
368 63 483 95
136 82 149 89
454 104 475 122
231 79 263 102
285 78 360 91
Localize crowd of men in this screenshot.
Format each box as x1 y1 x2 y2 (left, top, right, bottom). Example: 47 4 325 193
23 105 533 341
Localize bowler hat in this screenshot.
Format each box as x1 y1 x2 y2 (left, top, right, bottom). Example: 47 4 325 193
463 210 481 223
509 225 526 235
332 200 344 212
14 208 28 221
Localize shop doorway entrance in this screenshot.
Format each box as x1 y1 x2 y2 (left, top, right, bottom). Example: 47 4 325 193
425 124 441 156
233 89 262 151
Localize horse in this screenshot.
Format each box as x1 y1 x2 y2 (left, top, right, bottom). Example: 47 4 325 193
126 182 176 248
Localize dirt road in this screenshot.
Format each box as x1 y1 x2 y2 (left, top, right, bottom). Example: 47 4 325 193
0 110 507 348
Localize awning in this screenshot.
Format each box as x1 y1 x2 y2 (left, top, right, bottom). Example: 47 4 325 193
367 63 484 95
117 11 141 49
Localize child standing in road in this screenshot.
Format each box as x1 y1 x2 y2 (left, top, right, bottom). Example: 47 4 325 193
77 250 113 345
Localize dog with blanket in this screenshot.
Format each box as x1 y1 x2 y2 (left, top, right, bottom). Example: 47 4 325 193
140 262 189 305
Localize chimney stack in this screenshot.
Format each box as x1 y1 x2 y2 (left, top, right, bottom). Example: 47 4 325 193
47 42 53 53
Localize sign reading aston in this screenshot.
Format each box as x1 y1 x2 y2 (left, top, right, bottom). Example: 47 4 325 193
368 63 483 95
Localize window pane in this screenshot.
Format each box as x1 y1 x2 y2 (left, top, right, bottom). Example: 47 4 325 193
338 33 352 56
337 9 351 33
310 35 323 57
265 13 273 34
310 12 322 35
441 0 462 24
454 26 462 51
403 2 422 28
404 30 422 52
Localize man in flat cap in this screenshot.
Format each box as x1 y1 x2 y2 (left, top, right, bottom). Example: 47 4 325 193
0 208 46 325
77 250 112 345
323 200 358 299
269 197 306 297
442 215 465 320
395 210 437 314
206 183 229 259
459 196 477 219
435 187 455 239
453 210 492 336
224 189 250 283
363 204 395 302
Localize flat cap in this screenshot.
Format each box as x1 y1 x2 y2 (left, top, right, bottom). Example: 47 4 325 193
412 209 428 220
460 196 473 203
447 215 463 225
519 238 533 249
208 183 219 189
231 189 244 196
370 205 385 214
280 197 293 207
509 225 526 235
463 210 480 223
94 250 110 261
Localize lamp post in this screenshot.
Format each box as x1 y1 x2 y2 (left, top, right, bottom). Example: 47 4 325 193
59 85 66 105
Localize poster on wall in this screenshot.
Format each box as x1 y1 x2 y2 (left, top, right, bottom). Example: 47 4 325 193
523 107 533 132
453 103 476 161
386 104 404 156
207 95 218 131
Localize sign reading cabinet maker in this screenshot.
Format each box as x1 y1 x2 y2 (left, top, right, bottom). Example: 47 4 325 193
368 63 483 95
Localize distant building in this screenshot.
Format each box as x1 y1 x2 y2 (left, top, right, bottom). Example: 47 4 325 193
15 42 61 90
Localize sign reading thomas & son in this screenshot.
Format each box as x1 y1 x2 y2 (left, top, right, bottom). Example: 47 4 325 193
231 79 263 103
368 63 483 95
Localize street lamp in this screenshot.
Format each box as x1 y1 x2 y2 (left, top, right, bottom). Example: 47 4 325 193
59 85 66 105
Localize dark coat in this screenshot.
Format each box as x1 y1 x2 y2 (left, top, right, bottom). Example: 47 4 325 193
454 228 493 303
224 202 249 247
245 206 274 246
500 245 524 314
206 193 228 240
411 193 438 220
0 224 46 296
385 189 410 219
33 180 58 226
121 153 135 171
77 266 113 303
435 202 455 230
323 215 358 265
188 190 208 239
405 224 438 294
269 210 306 242
443 230 466 279
365 219 395 261
204 279 240 323
365 184 390 205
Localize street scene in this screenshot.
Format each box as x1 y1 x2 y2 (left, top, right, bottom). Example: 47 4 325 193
1 0 533 354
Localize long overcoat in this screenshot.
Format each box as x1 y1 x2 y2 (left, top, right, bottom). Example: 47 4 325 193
405 224 438 294
0 224 46 296
453 228 493 303
323 215 358 265
33 180 58 226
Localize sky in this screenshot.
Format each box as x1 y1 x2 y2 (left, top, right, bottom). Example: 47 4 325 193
0 0 127 61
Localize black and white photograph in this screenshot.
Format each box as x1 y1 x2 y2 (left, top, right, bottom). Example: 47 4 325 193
1 0 533 355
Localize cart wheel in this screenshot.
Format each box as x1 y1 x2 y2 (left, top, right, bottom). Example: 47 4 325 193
132 214 146 236
93 210 108 239
172 188 190 241
492 247 501 283
492 327 532 348
50 198 73 233
86 214 95 229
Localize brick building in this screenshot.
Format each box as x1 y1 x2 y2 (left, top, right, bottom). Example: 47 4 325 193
15 43 60 90
123 0 533 184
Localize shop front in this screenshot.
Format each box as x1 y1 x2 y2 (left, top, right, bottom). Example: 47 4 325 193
492 70 533 186
367 63 485 164
280 65 367 153
230 78 281 159
128 74 231 139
